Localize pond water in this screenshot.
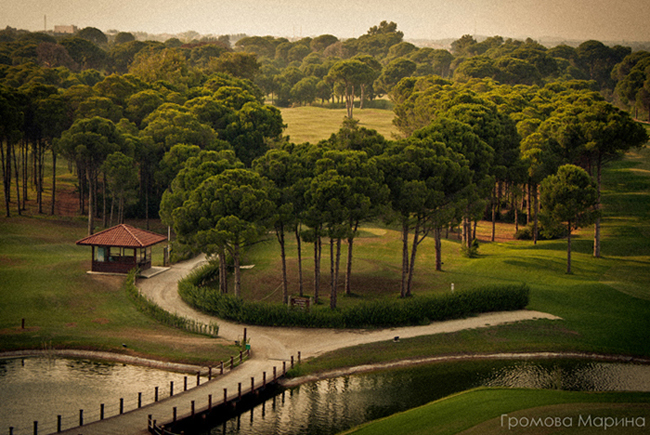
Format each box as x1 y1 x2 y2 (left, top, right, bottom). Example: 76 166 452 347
2 357 650 435
0 357 199 435
210 359 650 435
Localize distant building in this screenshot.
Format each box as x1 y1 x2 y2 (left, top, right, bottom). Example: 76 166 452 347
54 25 78 34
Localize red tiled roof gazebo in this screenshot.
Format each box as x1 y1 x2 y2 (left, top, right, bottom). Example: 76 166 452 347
76 224 167 274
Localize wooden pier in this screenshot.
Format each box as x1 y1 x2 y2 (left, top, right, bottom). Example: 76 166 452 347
50 353 297 435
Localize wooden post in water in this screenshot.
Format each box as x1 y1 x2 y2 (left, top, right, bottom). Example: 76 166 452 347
79 409 83 426
33 421 37 435
223 388 227 404
251 377 255 393
155 386 159 402
291 355 294 369
273 366 277 381
191 400 195 417
196 371 200 386
263 372 266 388
57 415 61 432
120 398 124 414
170 381 174 396
100 404 104 420
173 407 177 422
138 392 142 408
238 382 242 399
184 376 188 391
208 394 212 411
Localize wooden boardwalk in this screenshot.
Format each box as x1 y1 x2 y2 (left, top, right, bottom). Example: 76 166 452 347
55 357 291 435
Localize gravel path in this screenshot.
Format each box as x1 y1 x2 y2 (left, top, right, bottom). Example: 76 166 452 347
137 254 562 363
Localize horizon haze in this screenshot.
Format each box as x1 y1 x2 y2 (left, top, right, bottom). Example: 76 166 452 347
2 0 650 44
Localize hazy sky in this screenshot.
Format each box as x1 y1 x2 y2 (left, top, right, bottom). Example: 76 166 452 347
2 0 649 42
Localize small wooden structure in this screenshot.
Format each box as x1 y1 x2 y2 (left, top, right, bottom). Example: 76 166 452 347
76 224 167 274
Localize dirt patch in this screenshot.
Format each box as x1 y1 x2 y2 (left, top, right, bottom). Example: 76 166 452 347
0 326 41 335
0 255 25 267
92 318 110 324
65 322 77 328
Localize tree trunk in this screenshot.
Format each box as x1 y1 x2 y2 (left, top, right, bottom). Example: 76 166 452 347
295 225 304 297
491 185 496 242
313 234 321 304
13 143 21 216
593 154 602 258
37 141 45 214
50 150 56 215
87 172 94 235
533 184 539 245
276 223 289 304
22 140 28 209
406 219 421 297
401 217 410 298
329 237 336 309
567 221 572 274
435 227 443 271
233 242 241 298
219 249 228 294
1 139 9 217
525 182 532 225
109 196 115 227
344 221 359 296
102 173 108 228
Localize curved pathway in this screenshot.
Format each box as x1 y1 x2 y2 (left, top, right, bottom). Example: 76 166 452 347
138 255 562 363
27 256 561 435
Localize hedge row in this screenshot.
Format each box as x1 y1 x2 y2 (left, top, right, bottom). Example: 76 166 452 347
178 265 530 329
125 269 220 336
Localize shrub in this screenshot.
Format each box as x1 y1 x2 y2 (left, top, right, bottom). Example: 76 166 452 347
178 265 530 329
460 239 480 258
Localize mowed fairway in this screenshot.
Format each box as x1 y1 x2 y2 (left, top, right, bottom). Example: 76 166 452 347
280 106 399 143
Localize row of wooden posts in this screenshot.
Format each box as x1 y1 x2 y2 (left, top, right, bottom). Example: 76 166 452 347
7 347 255 435
149 353 302 435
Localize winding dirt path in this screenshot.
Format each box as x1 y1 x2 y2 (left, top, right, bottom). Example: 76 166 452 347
137 255 562 364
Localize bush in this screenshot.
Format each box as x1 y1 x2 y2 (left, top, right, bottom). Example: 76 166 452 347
460 239 480 258
178 265 530 329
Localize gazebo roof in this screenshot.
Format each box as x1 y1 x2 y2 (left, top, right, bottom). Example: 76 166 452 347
76 224 167 248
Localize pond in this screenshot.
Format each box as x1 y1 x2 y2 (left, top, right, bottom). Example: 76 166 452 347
0 357 199 435
2 357 650 435
209 358 650 435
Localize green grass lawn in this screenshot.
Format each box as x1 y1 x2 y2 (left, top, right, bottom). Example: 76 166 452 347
0 215 238 365
280 105 399 143
342 388 650 435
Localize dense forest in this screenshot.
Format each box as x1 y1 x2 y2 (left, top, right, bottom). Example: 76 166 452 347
1 22 649 306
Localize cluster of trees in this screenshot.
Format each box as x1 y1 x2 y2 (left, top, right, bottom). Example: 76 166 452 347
161 77 646 309
1 23 648 305
0 27 284 230
2 22 649 117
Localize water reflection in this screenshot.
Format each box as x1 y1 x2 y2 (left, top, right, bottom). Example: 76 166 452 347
0 357 196 435
211 359 650 435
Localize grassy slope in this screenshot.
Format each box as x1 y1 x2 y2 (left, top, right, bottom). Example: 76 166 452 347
342 388 650 435
0 216 238 364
